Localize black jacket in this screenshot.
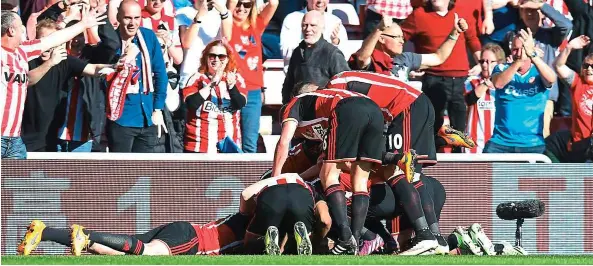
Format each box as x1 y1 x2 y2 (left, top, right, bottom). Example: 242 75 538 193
564 0 593 71
26 3 120 150
281 38 350 104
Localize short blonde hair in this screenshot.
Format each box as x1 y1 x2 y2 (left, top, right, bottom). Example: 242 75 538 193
481 43 506 64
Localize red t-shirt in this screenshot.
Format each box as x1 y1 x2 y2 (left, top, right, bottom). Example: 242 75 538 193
400 6 481 77
570 74 593 142
347 49 393 75
229 17 267 92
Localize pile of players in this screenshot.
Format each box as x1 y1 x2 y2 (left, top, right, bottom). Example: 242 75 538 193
17 71 526 256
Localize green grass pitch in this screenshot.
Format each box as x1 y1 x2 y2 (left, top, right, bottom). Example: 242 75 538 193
2 255 593 265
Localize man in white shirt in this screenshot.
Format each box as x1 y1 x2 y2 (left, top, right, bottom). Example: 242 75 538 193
280 0 348 69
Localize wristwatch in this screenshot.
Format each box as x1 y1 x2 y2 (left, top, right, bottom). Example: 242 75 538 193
527 50 538 58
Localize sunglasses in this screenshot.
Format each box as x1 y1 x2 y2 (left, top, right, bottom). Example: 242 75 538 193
208 53 228 60
381 33 404 41
237 1 253 9
583 63 593 69
479 59 497 64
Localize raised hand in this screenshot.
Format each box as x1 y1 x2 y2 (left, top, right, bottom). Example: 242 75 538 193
568 35 591 50
518 28 536 55
454 13 469 33
80 3 107 28
49 46 68 66
377 15 393 31
226 70 237 88
330 23 341 45
481 17 494 35
519 0 544 10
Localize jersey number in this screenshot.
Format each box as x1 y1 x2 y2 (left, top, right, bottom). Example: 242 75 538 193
387 134 403 150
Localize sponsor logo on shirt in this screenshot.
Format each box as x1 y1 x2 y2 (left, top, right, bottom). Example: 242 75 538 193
504 85 540 97
3 72 28 84
579 87 593 116
201 101 233 114
477 100 495 110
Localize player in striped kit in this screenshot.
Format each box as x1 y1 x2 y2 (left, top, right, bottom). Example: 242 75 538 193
273 88 385 255
17 212 250 256
463 44 506 153
1 8 106 159
182 40 247 153
239 173 321 255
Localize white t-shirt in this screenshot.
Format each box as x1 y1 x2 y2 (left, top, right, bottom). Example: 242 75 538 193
176 5 223 88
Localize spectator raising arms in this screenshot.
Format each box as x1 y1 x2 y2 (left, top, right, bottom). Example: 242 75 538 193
546 35 593 162
350 14 468 81
225 0 278 153
400 0 482 152
178 0 231 88
463 43 506 154
486 29 557 154
182 40 247 153
1 8 105 159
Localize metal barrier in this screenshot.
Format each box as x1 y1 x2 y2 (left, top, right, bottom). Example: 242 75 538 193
26 152 552 163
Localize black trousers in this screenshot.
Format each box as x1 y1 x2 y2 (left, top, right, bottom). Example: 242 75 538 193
106 121 165 153
422 74 468 135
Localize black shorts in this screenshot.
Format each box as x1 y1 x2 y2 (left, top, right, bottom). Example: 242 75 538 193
385 93 437 171
247 184 315 236
325 97 384 164
134 221 198 255
545 130 592 163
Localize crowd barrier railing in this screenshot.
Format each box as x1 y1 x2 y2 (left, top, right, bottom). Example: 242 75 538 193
25 152 552 163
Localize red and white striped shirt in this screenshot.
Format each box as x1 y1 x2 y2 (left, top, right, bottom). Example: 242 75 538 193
367 0 413 20
282 89 366 141
1 40 42 137
463 76 495 154
57 78 91 142
326 71 422 122
182 73 246 153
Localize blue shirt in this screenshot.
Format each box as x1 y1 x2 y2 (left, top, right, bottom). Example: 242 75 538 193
115 27 168 128
489 63 551 147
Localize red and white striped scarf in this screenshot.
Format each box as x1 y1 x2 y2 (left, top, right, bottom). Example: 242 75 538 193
105 30 154 121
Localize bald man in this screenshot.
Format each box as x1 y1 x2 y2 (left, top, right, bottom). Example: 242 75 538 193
104 0 168 153
281 10 350 104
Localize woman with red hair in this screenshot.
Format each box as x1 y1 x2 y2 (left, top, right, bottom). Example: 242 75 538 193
182 40 247 153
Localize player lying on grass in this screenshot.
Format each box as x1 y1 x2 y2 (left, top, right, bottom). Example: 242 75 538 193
447 223 527 256
18 213 250 256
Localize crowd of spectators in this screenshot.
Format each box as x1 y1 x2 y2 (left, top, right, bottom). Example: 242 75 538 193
1 0 592 162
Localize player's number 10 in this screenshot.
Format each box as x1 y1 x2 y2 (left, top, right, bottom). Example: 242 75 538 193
387 133 403 150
